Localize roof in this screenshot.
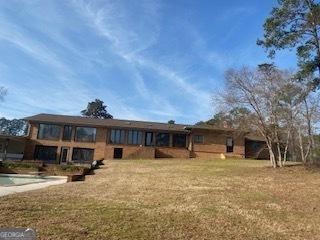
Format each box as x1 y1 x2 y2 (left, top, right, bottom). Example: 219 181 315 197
189 124 241 132
25 114 191 133
245 133 266 142
0 134 27 141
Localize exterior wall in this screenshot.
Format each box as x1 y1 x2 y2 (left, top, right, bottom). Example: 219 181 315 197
105 145 155 159
191 129 245 159
24 123 107 163
24 122 191 162
155 147 190 158
24 121 248 162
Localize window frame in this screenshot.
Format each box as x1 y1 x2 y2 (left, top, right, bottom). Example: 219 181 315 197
226 137 234 153
109 129 126 144
127 130 143 145
156 132 170 147
74 127 97 143
37 123 61 141
193 135 204 144
72 147 94 163
172 134 187 148
62 125 73 141
34 145 58 163
145 132 154 146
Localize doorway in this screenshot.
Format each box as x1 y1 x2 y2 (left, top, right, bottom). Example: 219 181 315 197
113 148 123 159
60 147 69 164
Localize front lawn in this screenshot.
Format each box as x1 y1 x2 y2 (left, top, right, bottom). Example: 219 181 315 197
0 159 319 240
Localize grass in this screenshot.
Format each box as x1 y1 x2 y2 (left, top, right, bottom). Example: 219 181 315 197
1 159 320 239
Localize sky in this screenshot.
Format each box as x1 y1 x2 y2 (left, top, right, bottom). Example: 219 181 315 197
0 0 297 124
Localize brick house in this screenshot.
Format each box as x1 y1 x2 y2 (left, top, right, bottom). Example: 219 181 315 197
23 114 250 164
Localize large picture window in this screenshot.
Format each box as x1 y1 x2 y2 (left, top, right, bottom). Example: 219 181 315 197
145 132 154 146
110 129 126 144
226 137 234 153
34 145 57 163
38 124 61 140
156 133 170 147
75 127 96 142
72 148 94 163
173 134 186 148
62 125 73 141
128 130 143 145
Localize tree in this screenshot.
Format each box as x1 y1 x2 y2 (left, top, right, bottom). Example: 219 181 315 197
0 118 28 136
258 0 320 87
222 64 302 168
81 99 113 119
168 120 175 124
294 88 320 164
0 87 7 101
196 107 253 130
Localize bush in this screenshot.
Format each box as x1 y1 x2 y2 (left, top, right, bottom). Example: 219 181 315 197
1 161 39 170
53 165 88 172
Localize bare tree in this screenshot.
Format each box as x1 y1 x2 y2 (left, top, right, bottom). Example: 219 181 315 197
294 90 320 164
221 65 302 168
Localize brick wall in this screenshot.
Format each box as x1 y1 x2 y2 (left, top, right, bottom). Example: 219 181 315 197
191 129 245 158
24 122 247 162
24 123 107 162
155 147 190 158
104 145 155 159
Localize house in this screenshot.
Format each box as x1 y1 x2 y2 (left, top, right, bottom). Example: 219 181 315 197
23 114 249 164
0 134 26 161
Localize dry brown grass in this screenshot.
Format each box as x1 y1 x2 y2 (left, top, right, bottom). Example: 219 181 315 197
1 159 320 240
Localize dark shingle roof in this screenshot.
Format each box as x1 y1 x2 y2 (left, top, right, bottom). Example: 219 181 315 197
24 114 191 133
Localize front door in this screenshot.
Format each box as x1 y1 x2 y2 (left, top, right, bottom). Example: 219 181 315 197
60 147 69 164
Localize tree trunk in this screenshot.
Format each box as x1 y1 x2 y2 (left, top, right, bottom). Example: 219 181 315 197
266 139 277 168
283 127 291 165
277 142 283 167
298 125 306 164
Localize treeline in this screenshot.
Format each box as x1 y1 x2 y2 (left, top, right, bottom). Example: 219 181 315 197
0 118 28 136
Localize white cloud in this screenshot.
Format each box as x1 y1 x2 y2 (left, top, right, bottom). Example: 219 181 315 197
72 0 212 121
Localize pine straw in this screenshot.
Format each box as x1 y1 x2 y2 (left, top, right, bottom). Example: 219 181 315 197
0 159 320 240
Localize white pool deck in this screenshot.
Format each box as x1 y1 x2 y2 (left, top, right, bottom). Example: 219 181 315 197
0 174 68 197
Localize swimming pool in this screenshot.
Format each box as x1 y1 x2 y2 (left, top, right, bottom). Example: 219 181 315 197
0 174 63 187
0 174 68 197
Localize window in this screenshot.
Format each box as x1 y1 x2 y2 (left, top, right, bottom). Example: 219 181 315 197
72 148 94 163
62 125 73 141
193 135 204 144
226 137 234 153
34 145 57 163
128 130 143 145
145 132 154 146
38 124 61 140
110 129 126 144
114 148 123 159
0 143 3 152
156 133 170 147
75 127 96 142
173 134 186 148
